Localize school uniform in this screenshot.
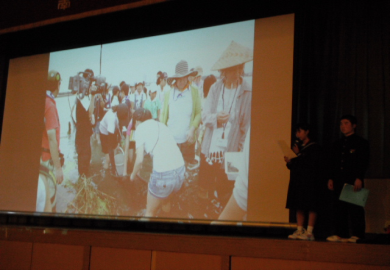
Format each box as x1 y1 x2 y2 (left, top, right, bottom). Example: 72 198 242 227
329 133 369 238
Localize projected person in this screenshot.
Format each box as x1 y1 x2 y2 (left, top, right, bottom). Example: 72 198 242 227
103 83 112 111
191 66 204 100
92 83 108 145
38 70 64 212
161 60 201 170
99 104 130 176
327 115 369 243
199 41 252 206
284 124 324 241
111 85 120 107
130 108 185 217
144 84 161 120
74 69 95 177
131 82 146 111
156 71 169 106
129 82 136 103
196 75 217 196
120 83 133 124
120 84 131 106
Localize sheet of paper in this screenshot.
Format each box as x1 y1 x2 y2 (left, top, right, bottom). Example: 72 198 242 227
277 140 297 160
339 184 369 207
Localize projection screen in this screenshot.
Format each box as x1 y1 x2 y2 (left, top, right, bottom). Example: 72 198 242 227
0 14 294 225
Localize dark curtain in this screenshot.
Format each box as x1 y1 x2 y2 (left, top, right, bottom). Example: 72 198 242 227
293 1 390 178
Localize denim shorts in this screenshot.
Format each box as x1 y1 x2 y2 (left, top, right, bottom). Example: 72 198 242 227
148 165 185 199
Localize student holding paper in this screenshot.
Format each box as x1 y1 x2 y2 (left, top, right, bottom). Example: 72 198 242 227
327 115 369 243
284 123 324 241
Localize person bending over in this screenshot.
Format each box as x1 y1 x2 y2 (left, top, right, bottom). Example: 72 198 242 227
131 108 185 217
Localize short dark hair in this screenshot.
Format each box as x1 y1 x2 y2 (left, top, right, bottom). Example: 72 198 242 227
120 84 130 96
340 114 357 125
83 69 94 79
133 108 152 123
295 123 313 139
112 86 120 96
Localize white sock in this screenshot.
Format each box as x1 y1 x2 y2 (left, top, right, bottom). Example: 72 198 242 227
297 226 303 232
307 226 314 234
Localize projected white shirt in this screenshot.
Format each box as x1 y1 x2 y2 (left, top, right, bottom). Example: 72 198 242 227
111 96 120 107
132 91 146 109
99 110 118 135
167 87 193 144
134 119 185 172
208 85 239 161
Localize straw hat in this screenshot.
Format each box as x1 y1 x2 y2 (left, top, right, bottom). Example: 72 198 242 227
211 41 253 71
167 60 198 85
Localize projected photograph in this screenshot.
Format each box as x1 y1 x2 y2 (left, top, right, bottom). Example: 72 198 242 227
38 20 254 221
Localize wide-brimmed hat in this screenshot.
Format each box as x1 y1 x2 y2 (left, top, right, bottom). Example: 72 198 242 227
167 60 198 85
211 41 253 71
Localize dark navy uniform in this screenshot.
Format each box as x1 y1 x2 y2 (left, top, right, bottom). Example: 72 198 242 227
329 133 369 238
286 142 325 212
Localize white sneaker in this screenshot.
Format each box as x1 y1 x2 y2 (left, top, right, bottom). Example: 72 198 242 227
288 229 305 239
347 236 359 243
298 231 315 241
326 235 343 242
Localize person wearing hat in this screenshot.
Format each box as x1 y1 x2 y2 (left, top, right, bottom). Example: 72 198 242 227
199 41 252 206
144 83 161 120
38 70 64 212
130 82 147 111
160 60 202 170
99 104 130 176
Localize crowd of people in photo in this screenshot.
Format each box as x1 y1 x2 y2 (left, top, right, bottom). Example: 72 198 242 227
39 41 253 219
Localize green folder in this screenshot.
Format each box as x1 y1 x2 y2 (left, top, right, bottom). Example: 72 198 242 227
339 184 369 207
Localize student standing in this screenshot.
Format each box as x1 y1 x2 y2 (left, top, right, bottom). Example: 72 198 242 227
327 115 369 243
285 124 324 241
